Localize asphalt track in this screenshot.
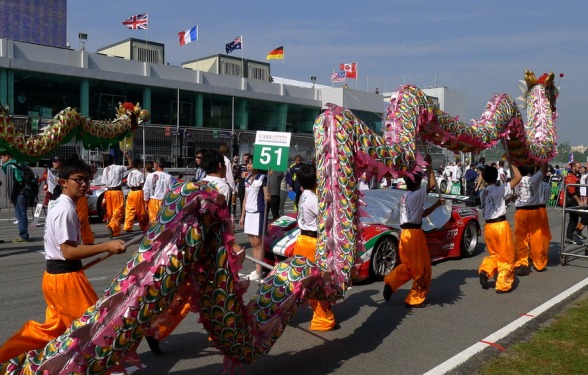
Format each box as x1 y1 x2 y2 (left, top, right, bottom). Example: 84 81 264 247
0 199 587 374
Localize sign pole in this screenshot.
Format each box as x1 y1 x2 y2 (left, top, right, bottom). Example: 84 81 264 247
261 168 270 254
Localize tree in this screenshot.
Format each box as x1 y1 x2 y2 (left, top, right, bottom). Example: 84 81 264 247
557 141 571 157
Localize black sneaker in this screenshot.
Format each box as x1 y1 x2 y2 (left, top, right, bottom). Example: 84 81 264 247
405 302 428 308
107 227 114 239
565 237 582 246
383 284 393 302
479 271 489 289
516 266 530 276
575 231 587 240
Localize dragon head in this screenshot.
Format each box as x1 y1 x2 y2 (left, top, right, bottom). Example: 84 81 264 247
118 102 151 130
523 70 559 114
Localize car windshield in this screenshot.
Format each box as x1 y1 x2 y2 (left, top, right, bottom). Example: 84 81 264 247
359 189 452 231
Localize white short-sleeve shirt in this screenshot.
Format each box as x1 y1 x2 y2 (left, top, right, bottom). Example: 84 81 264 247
203 175 231 202
102 164 127 188
480 183 512 220
298 189 318 231
143 171 173 201
399 188 427 225
539 181 550 205
515 171 543 207
44 194 80 260
126 169 145 188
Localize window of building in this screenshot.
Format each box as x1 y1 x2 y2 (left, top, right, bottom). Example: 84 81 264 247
249 67 267 81
137 47 160 64
221 61 241 77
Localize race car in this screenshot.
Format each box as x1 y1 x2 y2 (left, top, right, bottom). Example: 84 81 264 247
263 189 480 282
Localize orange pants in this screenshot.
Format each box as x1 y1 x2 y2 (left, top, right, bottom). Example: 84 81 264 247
147 198 163 225
293 234 336 331
538 206 552 259
514 208 546 271
148 280 195 340
384 228 431 306
0 270 98 363
77 195 94 245
105 190 124 237
479 220 515 292
123 190 148 232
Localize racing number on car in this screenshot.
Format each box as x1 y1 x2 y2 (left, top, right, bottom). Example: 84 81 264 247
446 228 458 239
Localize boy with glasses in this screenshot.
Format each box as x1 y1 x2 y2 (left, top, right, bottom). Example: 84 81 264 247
0 156 127 364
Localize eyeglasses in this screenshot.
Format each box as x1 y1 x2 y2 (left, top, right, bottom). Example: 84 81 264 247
68 178 91 185
195 156 202 159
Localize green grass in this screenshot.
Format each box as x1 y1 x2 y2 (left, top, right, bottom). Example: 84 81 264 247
478 294 588 375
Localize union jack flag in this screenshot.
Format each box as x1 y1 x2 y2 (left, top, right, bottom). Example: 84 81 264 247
122 13 148 30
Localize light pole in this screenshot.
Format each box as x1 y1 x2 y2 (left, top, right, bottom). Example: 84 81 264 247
78 33 87 51
310 76 317 89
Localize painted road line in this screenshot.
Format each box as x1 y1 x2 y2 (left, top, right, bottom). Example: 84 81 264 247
424 276 588 375
87 277 108 282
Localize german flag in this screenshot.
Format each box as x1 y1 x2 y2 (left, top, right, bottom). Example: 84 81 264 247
266 46 284 60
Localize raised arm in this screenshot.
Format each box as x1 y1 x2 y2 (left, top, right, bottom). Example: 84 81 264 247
424 155 437 193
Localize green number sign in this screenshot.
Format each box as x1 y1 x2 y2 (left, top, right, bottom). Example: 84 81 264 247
253 144 290 172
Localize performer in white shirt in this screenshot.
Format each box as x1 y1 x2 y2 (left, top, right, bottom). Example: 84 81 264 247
383 155 444 308
123 159 149 232
143 157 174 224
102 151 132 238
478 153 522 293
0 156 126 363
201 149 231 202
513 164 547 275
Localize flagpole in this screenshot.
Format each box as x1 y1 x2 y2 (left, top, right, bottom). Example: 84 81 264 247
355 62 358 89
240 35 244 78
196 25 200 80
144 14 148 47
332 69 335 88
281 45 285 95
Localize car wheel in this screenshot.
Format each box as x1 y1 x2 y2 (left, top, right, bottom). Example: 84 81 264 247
369 236 398 281
460 221 479 257
440 180 448 194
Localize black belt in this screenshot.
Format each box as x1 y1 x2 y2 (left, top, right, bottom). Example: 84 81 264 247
486 215 506 223
107 187 122 191
400 223 422 229
46 259 83 274
539 204 546 208
516 205 540 210
300 230 318 238
130 187 142 191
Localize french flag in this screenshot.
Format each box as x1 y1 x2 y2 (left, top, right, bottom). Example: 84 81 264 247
178 26 198 46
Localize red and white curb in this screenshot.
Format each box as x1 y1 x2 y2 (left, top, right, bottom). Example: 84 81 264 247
424 276 588 374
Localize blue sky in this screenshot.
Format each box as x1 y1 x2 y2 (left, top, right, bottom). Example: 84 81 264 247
68 1 587 146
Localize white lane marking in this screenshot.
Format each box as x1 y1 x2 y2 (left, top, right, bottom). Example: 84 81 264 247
424 276 588 375
87 277 108 281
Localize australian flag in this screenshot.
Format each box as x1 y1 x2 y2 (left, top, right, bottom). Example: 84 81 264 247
225 36 242 54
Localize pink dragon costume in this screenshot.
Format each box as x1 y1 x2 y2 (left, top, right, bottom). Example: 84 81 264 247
0 71 557 374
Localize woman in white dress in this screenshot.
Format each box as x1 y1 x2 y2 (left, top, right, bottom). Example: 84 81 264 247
239 160 270 281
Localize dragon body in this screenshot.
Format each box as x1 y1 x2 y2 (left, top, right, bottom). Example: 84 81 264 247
0 72 557 374
0 102 149 161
